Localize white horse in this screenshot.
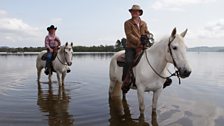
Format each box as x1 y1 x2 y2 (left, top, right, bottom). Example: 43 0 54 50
36 42 73 86
109 28 192 114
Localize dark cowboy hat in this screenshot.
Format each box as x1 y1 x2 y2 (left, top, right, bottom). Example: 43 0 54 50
129 5 143 16
47 25 57 31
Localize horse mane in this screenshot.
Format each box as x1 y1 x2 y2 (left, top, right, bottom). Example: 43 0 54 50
58 45 65 55
147 36 169 52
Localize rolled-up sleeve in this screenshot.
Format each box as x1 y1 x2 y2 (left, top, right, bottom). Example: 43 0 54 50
144 23 150 37
55 36 61 46
45 36 50 48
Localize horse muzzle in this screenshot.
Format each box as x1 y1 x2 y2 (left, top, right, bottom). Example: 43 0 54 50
178 68 191 78
67 62 72 66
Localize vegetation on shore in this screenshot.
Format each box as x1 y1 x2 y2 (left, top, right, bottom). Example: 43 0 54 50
1 39 224 52
0 38 127 53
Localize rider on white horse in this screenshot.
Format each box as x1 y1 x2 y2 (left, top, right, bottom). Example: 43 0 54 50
44 25 70 75
122 5 151 93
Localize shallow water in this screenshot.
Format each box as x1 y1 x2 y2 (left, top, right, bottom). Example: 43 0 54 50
0 52 224 126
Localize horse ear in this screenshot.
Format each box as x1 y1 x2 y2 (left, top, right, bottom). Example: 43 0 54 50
65 42 68 46
171 27 177 38
180 29 188 38
71 42 73 47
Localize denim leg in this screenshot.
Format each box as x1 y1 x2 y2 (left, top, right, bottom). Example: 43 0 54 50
122 48 136 81
45 52 52 68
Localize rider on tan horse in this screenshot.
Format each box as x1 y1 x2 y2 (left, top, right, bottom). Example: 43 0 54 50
44 25 70 75
122 5 151 93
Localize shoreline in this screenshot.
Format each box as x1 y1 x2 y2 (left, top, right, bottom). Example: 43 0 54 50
0 52 115 55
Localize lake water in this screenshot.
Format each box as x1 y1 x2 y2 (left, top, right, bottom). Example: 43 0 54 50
0 52 224 126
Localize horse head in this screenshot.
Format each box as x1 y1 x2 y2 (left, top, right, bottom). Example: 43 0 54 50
61 42 73 66
166 28 192 78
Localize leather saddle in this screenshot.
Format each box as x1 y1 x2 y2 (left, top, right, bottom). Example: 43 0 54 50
41 52 57 61
117 48 144 67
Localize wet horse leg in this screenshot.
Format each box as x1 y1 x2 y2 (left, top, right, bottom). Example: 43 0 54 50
137 86 145 114
56 72 62 86
152 88 162 111
62 72 66 86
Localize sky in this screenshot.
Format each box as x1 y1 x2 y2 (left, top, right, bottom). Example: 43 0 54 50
0 0 223 47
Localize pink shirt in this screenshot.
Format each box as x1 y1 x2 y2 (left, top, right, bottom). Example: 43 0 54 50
45 34 61 48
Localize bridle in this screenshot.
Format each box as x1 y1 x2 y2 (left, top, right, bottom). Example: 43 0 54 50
57 47 73 66
145 36 181 84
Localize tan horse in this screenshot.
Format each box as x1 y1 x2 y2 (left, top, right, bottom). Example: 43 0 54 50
36 42 73 86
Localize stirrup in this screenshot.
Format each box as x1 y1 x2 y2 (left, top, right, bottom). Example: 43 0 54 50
67 68 71 73
44 69 49 75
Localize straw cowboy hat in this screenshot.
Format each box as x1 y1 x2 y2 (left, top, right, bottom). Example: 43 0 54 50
47 25 57 31
129 5 143 16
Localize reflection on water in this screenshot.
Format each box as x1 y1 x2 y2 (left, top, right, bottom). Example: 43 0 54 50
37 83 74 126
109 96 151 126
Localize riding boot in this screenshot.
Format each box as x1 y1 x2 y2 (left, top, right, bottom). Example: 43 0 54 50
44 61 50 75
163 78 172 89
122 72 131 94
67 67 71 73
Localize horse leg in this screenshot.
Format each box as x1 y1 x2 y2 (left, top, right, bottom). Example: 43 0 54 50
48 72 52 84
109 80 122 97
37 68 42 82
152 88 162 112
62 72 66 86
137 86 145 114
56 72 62 86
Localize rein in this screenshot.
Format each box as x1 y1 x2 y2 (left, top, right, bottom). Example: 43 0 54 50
56 47 71 66
168 37 181 84
145 37 181 84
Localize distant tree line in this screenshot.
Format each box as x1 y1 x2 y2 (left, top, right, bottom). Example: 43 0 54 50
0 38 127 53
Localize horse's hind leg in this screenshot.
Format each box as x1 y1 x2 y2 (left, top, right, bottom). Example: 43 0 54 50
37 68 42 82
109 80 122 97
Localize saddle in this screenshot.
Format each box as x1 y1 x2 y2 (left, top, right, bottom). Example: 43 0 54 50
117 48 144 67
41 52 57 61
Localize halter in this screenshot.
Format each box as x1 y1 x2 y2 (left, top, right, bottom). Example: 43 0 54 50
56 47 73 66
145 36 181 84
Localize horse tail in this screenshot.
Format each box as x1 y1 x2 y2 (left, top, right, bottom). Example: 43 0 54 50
109 51 124 97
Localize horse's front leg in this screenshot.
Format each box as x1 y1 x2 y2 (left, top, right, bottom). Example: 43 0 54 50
56 72 62 86
48 72 52 84
137 86 145 114
152 88 162 112
62 72 66 85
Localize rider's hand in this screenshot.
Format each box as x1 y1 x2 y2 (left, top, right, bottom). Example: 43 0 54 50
49 48 53 52
140 35 149 45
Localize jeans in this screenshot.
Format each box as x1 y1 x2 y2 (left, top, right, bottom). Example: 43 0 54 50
45 51 52 68
122 48 136 81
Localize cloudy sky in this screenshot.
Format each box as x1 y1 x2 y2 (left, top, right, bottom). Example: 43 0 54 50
0 0 223 47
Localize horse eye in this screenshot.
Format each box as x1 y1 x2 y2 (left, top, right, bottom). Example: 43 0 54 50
173 46 177 50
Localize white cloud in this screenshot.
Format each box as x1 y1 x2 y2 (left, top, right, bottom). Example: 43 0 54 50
188 19 224 47
0 10 42 47
0 10 7 16
152 0 216 10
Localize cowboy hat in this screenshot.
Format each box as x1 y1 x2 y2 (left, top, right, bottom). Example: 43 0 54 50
47 25 57 31
129 5 143 16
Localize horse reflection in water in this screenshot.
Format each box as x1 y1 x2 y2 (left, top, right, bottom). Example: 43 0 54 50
37 83 74 126
109 96 158 126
